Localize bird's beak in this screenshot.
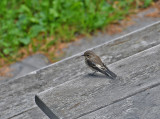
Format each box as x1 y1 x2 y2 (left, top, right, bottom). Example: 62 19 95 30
81 54 84 56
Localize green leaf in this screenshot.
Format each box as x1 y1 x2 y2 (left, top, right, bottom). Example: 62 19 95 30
3 48 11 55
19 37 31 45
144 0 152 7
29 25 45 38
19 5 31 14
49 8 59 17
30 17 39 23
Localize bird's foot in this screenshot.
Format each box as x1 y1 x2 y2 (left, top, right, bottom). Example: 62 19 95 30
89 71 97 76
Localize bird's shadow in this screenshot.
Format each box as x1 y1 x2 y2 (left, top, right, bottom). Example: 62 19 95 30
83 73 113 79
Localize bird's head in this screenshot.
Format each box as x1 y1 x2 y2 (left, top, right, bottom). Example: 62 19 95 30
82 50 95 59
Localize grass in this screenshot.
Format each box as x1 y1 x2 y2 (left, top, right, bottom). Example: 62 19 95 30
0 0 153 67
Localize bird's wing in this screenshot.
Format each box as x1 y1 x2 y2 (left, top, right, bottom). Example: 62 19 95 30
87 59 117 79
86 60 106 73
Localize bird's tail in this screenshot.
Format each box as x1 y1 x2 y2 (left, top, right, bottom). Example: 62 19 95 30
104 68 117 79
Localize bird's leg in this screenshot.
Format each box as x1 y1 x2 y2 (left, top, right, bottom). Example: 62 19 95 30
92 71 97 75
89 71 97 76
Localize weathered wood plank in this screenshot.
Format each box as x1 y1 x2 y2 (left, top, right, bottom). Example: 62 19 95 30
79 83 160 119
36 44 160 119
10 107 48 119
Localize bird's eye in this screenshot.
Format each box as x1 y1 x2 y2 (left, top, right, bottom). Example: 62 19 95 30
87 55 89 57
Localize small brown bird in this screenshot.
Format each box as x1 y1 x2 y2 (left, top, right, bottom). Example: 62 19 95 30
82 50 117 79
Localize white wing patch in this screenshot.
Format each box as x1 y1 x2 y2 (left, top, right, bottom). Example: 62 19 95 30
95 64 105 70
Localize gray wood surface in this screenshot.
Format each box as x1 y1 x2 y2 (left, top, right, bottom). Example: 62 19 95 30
36 44 160 119
0 21 160 119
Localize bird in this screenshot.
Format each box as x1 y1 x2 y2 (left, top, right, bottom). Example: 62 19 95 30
82 50 117 79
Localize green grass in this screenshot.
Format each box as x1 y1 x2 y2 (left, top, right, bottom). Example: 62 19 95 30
0 0 153 64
